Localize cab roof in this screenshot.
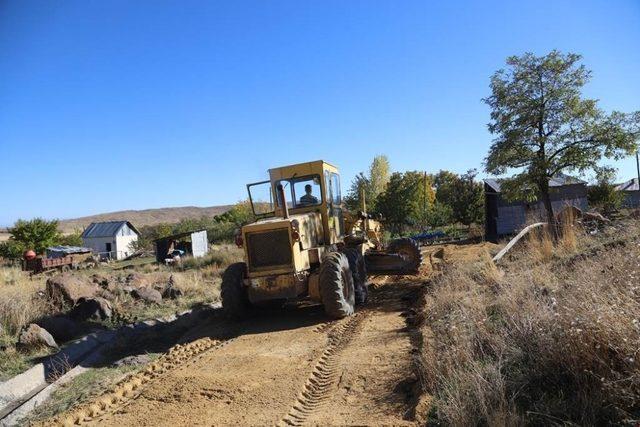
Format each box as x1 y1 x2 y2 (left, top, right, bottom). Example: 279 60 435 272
268 160 337 172
268 160 339 180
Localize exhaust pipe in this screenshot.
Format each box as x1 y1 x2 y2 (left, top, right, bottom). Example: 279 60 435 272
277 184 289 219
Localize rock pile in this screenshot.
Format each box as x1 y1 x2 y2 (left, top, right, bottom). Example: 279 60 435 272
18 271 183 351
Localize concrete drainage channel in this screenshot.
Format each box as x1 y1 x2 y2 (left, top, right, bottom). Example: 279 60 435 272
0 302 221 426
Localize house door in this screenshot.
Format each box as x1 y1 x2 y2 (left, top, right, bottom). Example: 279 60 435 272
105 242 112 253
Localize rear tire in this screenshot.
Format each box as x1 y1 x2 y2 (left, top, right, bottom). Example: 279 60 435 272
319 252 355 319
221 262 251 319
341 247 368 305
388 238 423 273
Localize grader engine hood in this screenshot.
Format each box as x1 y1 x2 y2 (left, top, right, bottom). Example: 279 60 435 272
242 212 322 278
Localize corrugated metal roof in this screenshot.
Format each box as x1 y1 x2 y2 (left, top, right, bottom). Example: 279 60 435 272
46 246 92 255
616 178 639 192
81 221 139 238
484 174 586 193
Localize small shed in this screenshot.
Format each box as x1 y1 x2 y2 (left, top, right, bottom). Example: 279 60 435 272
81 221 140 260
154 230 208 263
484 174 588 241
616 178 640 208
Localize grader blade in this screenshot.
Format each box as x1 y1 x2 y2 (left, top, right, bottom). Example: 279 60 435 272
364 238 423 276
365 252 420 275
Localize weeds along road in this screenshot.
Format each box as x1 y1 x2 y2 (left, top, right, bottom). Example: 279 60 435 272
49 277 428 426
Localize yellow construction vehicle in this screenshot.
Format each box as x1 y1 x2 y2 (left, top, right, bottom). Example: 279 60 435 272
222 160 422 319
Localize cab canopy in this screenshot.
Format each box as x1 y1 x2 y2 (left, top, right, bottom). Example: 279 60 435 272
247 160 341 218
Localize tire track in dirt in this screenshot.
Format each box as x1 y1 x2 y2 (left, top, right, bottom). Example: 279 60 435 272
311 320 337 334
47 337 234 427
277 312 366 426
41 276 429 426
300 280 423 426
50 306 331 426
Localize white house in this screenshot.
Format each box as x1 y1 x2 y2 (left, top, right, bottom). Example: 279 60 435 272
81 221 140 260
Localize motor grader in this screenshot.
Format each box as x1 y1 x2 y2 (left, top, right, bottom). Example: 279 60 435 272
222 160 422 319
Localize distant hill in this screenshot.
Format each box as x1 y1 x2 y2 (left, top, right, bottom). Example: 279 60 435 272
58 205 233 233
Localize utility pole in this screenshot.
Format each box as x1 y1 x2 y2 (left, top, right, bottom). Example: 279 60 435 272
423 171 428 231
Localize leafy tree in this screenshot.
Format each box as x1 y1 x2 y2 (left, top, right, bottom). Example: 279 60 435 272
376 171 446 234
0 240 26 260
375 172 421 234
153 223 175 239
426 201 453 228
345 155 391 211
214 201 254 225
128 235 151 252
432 170 483 226
368 155 391 201
206 222 238 243
8 218 61 255
484 50 640 226
404 171 436 230
588 166 624 214
58 231 83 247
345 172 370 212
133 223 173 251
449 169 484 227
433 170 459 206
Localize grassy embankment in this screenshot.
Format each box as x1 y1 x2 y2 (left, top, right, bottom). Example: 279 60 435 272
414 219 640 425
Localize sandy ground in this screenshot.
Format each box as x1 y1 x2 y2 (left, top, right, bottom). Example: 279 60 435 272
66 279 421 426
47 244 491 426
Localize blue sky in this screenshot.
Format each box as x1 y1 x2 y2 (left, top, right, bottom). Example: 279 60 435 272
1 0 639 226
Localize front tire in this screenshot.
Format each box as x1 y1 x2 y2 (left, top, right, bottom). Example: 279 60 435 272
319 252 355 319
221 262 251 319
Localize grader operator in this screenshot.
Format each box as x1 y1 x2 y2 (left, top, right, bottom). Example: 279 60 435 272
222 160 422 319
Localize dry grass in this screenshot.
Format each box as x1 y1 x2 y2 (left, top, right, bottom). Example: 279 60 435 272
0 244 241 380
0 268 52 380
113 245 241 319
526 225 555 262
0 268 49 338
417 223 640 425
175 244 243 272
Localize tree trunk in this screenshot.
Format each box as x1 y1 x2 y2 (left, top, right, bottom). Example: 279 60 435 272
539 180 556 238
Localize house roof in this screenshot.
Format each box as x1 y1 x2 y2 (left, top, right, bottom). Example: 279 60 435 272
484 174 586 193
81 221 140 238
616 178 639 192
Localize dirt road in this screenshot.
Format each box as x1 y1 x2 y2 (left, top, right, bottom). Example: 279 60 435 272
50 278 425 426
46 243 501 426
